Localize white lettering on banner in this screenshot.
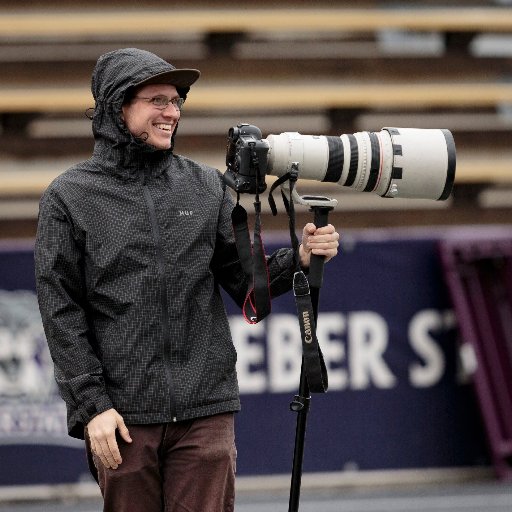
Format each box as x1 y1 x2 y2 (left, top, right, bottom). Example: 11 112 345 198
230 318 266 393
315 313 347 390
408 309 445 387
348 312 397 390
267 314 302 393
0 403 68 437
230 308 456 394
408 309 457 387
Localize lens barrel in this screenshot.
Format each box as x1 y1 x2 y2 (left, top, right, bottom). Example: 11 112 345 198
266 128 456 201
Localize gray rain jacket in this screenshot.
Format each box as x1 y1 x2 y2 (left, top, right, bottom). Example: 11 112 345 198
35 48 295 439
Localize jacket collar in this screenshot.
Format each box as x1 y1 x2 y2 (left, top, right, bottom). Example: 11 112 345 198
91 138 173 182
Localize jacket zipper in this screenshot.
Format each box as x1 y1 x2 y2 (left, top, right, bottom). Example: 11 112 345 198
142 173 178 422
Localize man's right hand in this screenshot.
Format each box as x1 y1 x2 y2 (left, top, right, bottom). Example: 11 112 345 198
87 408 132 469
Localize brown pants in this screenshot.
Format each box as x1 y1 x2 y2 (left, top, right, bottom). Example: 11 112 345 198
85 413 236 512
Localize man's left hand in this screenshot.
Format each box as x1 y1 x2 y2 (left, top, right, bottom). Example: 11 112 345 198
299 223 340 268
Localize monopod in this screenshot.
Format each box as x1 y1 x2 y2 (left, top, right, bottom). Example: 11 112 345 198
286 192 337 512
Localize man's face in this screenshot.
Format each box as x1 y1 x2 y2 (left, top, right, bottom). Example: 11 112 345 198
122 84 181 150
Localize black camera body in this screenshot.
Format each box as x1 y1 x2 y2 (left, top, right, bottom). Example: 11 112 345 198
224 124 269 194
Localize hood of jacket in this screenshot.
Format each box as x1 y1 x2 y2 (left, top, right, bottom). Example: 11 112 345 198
90 48 195 180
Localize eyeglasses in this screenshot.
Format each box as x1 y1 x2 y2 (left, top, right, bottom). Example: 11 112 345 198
134 95 185 111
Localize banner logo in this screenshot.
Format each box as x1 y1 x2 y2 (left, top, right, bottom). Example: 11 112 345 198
0 290 78 446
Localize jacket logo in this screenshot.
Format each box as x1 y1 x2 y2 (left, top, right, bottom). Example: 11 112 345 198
178 210 194 217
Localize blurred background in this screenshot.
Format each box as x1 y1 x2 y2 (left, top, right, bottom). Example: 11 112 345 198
1 0 512 510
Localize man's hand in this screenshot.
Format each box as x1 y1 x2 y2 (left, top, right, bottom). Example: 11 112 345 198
87 408 132 469
299 223 340 268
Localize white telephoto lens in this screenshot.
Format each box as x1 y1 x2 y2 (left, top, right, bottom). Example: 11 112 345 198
266 127 456 201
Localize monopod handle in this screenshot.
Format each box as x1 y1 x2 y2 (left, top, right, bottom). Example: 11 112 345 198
307 206 332 289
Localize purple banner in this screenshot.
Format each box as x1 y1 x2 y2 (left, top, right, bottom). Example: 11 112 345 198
0 232 489 486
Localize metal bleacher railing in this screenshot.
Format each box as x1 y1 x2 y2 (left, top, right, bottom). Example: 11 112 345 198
440 237 512 481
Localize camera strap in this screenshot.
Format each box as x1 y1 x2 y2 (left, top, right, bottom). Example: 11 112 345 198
268 171 328 393
230 167 328 392
231 194 271 325
293 271 328 393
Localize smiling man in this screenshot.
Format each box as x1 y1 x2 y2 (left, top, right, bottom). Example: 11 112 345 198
122 84 183 149
34 48 339 512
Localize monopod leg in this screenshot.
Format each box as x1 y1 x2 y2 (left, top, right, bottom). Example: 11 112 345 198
288 205 332 512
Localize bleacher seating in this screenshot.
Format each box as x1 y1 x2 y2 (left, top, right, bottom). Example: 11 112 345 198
0 1 511 235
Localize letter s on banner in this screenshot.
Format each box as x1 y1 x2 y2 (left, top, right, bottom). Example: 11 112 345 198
408 309 456 388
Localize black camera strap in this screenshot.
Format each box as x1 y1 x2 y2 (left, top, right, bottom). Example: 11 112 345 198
231 174 271 324
293 271 328 393
268 170 328 393
230 165 328 392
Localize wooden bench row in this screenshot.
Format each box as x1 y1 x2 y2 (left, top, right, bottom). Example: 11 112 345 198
0 7 511 39
1 155 511 198
2 82 512 114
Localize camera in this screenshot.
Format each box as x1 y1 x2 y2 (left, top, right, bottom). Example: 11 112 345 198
224 124 456 201
225 124 270 194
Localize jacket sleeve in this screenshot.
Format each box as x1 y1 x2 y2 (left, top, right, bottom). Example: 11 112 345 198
34 189 113 437
211 184 296 308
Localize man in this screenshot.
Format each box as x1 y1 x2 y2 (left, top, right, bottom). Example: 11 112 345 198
35 48 339 512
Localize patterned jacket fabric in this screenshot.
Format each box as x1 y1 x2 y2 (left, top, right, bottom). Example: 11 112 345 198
35 48 295 439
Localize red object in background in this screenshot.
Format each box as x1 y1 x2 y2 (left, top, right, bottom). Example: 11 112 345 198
440 237 512 481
